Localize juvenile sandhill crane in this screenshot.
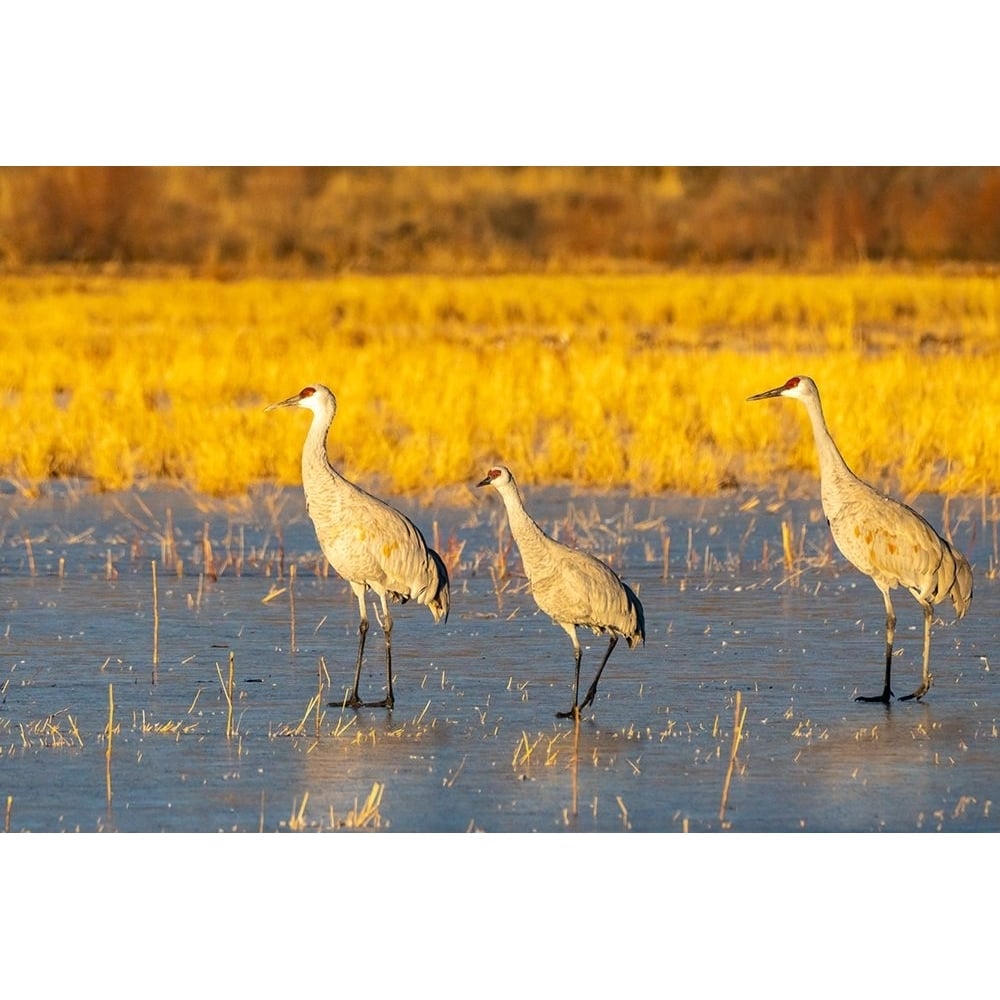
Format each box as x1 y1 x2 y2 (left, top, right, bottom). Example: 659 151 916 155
748 375 972 704
477 465 645 719
267 384 449 710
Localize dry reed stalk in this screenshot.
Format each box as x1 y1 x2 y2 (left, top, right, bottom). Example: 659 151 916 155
4 794 11 833
661 530 670 579
334 783 384 829
288 793 309 831
616 795 631 830
992 500 1000 580
202 523 217 581
288 563 297 653
315 656 324 735
488 565 509 613
719 690 747 824
227 651 235 737
105 683 114 807
23 536 35 576
151 560 159 677
495 519 509 580
163 507 176 567
292 694 321 737
781 520 795 572
216 651 236 739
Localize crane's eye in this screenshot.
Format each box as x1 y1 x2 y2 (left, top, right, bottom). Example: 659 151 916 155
300 386 316 398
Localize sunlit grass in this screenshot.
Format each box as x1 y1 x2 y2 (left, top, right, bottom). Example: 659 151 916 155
11 710 85 749
282 782 386 831
1 270 999 497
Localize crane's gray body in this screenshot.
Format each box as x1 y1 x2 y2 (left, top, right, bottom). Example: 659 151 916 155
479 465 643 717
299 431 449 624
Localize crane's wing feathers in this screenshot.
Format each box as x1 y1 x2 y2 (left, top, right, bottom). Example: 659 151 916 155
525 537 644 644
305 479 449 615
830 492 972 615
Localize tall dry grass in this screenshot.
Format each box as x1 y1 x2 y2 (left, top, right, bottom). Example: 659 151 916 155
1 270 998 498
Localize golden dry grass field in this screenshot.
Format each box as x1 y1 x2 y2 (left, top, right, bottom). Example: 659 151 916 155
1 269 998 500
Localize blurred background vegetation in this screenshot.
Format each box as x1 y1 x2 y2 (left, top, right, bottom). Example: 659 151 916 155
3 166 1000 274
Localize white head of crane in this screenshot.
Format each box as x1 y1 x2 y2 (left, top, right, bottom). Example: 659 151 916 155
265 383 335 415
747 374 815 403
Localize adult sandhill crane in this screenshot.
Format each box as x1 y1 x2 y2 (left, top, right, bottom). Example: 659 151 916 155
266 384 449 710
748 375 973 704
477 465 645 719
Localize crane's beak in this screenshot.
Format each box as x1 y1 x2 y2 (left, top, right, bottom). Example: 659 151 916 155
476 475 492 488
265 392 304 411
747 384 787 402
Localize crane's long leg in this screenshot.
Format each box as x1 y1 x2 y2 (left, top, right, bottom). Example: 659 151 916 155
579 635 619 712
900 600 934 702
340 587 370 709
352 594 394 710
556 628 584 719
856 588 895 704
334 586 394 710
373 600 395 711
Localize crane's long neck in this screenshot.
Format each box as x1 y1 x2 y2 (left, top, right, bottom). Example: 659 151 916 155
495 480 551 565
301 404 344 493
799 391 863 511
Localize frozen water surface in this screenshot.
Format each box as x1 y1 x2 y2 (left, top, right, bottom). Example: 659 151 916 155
1 481 997 833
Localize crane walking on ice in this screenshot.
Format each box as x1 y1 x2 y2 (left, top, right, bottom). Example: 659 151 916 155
477 465 645 719
747 375 972 704
267 384 449 710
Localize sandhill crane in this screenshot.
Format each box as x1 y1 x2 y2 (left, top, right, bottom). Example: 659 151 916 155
748 375 973 704
266 384 449 710
477 465 645 719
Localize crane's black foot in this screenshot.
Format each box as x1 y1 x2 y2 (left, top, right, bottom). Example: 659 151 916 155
362 697 394 710
899 678 932 702
855 687 893 705
555 705 580 720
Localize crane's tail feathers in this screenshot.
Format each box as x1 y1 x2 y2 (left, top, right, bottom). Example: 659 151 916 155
624 584 645 648
425 548 451 624
950 550 974 620
934 538 973 619
626 631 645 649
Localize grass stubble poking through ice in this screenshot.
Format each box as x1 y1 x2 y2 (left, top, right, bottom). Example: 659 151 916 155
0 481 997 832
